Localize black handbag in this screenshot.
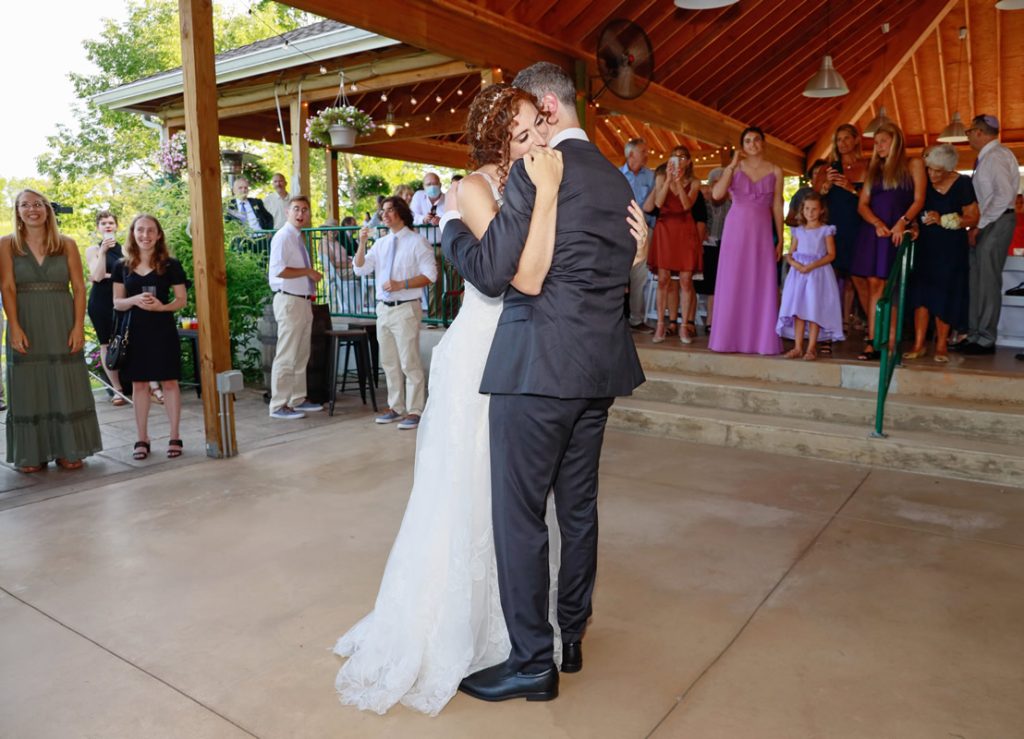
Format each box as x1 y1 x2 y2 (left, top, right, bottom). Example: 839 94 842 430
106 310 132 370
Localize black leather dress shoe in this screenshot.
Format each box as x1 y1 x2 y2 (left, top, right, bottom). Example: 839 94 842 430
561 642 582 673
458 661 558 702
961 342 996 356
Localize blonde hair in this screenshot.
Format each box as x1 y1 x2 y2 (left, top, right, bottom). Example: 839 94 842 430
864 122 910 194
393 184 414 202
11 188 64 256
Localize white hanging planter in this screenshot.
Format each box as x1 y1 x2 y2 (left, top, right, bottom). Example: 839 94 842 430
328 125 357 148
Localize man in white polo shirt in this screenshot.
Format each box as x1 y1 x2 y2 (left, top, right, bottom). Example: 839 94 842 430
354 196 437 430
267 195 324 420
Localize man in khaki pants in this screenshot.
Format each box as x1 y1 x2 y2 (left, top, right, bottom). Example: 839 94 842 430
268 196 324 420
354 196 437 430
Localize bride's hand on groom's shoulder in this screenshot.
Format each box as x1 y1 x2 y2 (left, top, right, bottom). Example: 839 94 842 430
523 146 563 193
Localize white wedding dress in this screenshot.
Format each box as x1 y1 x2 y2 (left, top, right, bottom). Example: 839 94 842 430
334 174 561 716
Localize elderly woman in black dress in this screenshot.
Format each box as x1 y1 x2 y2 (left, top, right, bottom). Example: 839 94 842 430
112 214 188 460
903 144 979 363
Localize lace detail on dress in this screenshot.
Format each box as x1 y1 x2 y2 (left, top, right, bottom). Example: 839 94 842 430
333 177 561 716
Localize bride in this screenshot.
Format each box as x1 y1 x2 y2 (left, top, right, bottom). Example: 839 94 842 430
333 83 647 716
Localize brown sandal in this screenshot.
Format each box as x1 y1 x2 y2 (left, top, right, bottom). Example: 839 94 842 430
56 458 84 470
167 439 183 459
18 464 45 474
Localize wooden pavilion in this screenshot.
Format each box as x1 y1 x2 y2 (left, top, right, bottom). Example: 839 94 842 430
96 0 1024 457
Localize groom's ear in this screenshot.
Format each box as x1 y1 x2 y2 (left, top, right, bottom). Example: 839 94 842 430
540 92 560 126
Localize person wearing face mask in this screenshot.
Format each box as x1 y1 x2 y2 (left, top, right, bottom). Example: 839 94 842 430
411 172 447 242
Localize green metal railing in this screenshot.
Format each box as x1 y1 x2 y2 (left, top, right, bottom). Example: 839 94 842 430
250 225 464 327
871 233 916 438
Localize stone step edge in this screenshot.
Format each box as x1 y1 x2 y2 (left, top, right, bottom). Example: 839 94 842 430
638 370 1024 419
609 398 1024 489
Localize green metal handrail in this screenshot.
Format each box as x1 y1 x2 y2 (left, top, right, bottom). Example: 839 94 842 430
871 233 916 438
249 225 464 327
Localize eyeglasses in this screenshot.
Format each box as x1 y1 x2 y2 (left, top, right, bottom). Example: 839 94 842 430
17 201 47 210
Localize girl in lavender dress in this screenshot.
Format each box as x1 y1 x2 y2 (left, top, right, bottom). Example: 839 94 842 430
777 192 845 360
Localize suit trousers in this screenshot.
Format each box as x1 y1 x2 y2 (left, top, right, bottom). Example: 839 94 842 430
628 260 651 326
968 211 1015 347
270 292 312 413
376 301 425 415
489 393 614 672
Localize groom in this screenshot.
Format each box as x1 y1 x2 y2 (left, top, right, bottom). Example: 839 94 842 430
442 62 645 702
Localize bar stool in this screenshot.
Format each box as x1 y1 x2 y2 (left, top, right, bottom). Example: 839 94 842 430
325 328 378 416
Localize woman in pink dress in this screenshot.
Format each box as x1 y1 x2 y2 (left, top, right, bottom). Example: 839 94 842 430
708 126 784 355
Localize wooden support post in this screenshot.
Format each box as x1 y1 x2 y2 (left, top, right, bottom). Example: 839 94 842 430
325 149 339 222
178 0 234 458
290 98 311 197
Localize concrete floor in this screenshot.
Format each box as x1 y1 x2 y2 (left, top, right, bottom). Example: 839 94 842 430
1 388 1022 738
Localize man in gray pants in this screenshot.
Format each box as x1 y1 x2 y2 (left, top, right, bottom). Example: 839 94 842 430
957 114 1020 355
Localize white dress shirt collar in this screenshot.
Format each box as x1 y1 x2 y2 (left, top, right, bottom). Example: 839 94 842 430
548 127 589 149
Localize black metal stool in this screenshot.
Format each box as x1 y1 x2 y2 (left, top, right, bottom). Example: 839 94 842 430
325 328 378 416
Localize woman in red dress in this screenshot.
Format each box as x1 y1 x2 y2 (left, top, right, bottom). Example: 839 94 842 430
646 146 702 343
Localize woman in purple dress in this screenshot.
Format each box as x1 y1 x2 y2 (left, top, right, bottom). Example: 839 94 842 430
851 121 925 360
708 126 784 355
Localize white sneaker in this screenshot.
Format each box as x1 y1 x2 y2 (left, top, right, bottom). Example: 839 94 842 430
293 401 324 412
270 407 306 420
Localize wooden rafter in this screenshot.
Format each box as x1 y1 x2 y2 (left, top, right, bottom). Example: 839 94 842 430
935 27 951 123
807 0 959 163
286 0 806 173
962 2 975 118
910 53 929 147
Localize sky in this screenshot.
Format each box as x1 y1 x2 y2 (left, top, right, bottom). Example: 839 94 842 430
0 0 251 181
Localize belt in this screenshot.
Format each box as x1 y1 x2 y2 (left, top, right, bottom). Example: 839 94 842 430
379 299 418 307
277 290 313 301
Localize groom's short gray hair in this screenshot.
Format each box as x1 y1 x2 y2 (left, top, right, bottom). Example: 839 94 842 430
513 62 576 109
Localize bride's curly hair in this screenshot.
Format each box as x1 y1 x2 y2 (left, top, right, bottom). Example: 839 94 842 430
467 83 540 189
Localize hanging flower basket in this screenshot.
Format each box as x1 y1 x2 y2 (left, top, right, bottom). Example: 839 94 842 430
305 105 375 149
328 124 357 148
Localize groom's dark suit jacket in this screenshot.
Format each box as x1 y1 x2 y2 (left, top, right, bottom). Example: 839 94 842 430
442 137 645 398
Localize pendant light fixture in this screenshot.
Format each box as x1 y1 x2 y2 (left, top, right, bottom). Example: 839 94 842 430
384 105 397 137
864 25 893 137
803 0 849 98
673 0 738 8
995 0 1024 9
937 27 969 143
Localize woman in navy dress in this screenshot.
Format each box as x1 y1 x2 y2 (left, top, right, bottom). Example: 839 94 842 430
904 144 979 363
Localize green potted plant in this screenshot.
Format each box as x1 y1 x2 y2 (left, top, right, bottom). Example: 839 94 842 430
305 105 375 148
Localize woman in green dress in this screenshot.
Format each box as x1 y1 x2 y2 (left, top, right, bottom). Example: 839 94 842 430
0 188 102 472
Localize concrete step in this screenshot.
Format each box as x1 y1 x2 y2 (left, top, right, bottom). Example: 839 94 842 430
609 398 1024 489
636 346 1024 406
636 371 1024 444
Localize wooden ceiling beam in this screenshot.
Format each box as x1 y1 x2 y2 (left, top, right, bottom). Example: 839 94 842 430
807 0 959 163
935 26 951 124
350 138 470 170
287 0 806 174
359 107 468 145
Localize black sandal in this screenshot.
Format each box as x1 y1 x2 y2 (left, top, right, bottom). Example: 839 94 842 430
819 342 833 357
167 439 183 459
858 346 879 361
133 441 151 460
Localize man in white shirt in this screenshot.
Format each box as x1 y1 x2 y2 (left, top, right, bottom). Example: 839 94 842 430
410 171 446 243
959 114 1021 355
354 196 438 430
262 172 290 230
267 195 324 419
